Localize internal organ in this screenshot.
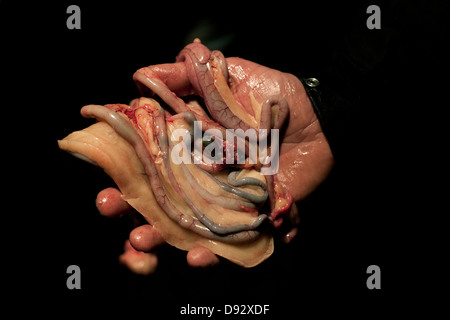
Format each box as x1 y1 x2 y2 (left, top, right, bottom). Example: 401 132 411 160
59 41 294 267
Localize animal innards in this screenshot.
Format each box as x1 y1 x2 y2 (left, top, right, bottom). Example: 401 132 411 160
170 121 280 175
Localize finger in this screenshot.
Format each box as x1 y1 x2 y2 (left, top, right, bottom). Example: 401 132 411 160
281 227 298 244
186 246 220 268
119 240 158 275
129 224 165 252
280 203 300 243
96 187 132 218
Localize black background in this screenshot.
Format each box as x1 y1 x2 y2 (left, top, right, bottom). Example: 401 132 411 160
1 0 447 316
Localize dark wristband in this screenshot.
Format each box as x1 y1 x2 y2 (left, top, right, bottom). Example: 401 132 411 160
298 74 360 160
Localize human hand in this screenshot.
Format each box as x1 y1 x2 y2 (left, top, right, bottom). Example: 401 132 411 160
95 41 334 272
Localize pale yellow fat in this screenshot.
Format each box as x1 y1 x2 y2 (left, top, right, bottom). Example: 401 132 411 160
210 61 258 129
58 121 273 267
